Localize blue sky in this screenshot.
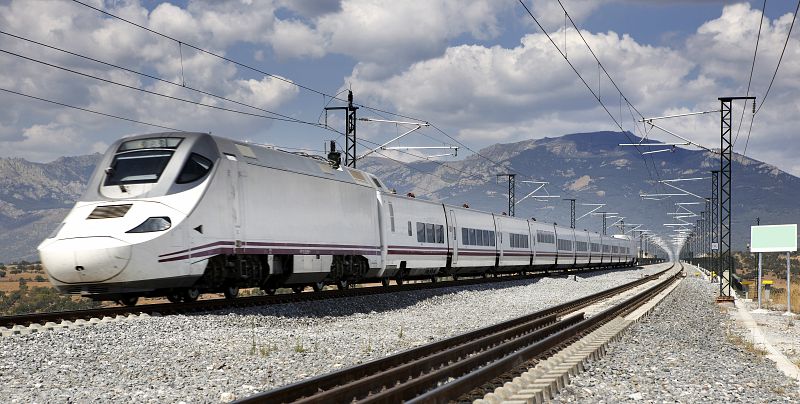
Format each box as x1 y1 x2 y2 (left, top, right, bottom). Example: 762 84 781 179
1 0 798 181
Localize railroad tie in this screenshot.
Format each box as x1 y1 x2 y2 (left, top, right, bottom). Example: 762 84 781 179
476 272 684 404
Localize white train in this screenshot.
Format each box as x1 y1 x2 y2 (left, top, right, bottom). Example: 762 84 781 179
38 132 637 305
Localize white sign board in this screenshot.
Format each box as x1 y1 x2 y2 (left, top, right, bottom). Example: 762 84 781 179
711 242 719 251
750 224 798 253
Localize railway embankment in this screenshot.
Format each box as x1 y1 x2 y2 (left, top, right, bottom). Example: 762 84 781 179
549 268 800 403
0 264 666 402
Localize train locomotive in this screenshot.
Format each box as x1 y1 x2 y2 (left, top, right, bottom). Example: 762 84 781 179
38 132 637 305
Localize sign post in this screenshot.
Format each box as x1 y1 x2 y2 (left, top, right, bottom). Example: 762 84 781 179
750 224 797 315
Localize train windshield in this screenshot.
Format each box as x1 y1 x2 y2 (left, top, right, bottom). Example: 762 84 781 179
104 137 182 185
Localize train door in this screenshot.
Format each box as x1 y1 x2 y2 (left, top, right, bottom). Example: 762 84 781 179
227 159 243 252
496 217 504 262
527 220 535 266
449 210 458 265
553 224 558 267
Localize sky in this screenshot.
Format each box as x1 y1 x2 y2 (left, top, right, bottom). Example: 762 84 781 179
1 0 799 185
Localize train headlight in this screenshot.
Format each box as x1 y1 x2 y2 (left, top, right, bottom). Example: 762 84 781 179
126 217 171 233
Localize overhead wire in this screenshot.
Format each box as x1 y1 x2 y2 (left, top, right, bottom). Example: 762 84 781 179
68 0 585 194
516 1 659 181
733 0 766 148
0 87 184 132
0 48 333 129
0 30 326 129
744 0 800 156
67 0 651 225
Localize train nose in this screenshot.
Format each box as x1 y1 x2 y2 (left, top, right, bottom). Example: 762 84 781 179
39 237 132 284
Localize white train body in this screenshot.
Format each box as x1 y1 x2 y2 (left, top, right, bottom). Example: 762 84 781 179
38 132 637 301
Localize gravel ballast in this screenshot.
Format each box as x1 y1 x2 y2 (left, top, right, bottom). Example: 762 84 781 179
553 271 800 403
0 265 667 403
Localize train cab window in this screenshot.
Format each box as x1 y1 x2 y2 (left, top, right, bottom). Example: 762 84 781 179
426 223 435 243
417 222 425 242
105 150 174 185
176 153 213 184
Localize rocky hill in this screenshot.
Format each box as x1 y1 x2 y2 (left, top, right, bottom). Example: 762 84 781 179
360 131 800 252
1 131 796 262
0 154 101 262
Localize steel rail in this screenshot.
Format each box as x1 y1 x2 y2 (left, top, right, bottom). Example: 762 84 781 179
413 263 683 403
0 263 644 328
235 264 674 403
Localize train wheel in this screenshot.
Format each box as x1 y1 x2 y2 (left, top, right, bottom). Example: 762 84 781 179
395 277 404 286
312 281 326 292
120 296 139 306
381 278 390 287
336 279 349 290
223 285 239 300
166 293 182 303
292 286 305 294
430 276 438 283
264 287 277 295
182 287 200 302
452 275 459 281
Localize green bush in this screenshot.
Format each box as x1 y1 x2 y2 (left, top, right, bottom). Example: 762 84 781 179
34 275 46 282
0 285 101 315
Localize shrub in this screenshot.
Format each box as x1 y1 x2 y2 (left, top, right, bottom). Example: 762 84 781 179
0 285 101 315
34 275 46 282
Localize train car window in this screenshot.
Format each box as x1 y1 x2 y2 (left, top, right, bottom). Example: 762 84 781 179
176 153 213 184
426 223 435 243
591 243 600 252
435 225 444 244
468 228 476 246
557 239 573 251
417 222 425 242
524 235 529 249
105 150 174 185
476 229 484 246
537 231 555 244
388 203 395 232
408 221 413 237
462 228 469 245
482 230 489 246
489 231 496 246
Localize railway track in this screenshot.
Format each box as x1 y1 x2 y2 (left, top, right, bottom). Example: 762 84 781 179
235 263 680 403
0 264 644 329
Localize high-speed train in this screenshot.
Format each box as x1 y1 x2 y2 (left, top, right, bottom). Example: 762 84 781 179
38 132 637 305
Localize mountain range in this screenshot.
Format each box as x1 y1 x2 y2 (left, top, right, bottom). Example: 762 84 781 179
1 131 796 262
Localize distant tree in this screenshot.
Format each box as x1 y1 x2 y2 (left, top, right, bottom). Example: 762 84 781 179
34 275 46 282
0 270 6 278
18 278 27 287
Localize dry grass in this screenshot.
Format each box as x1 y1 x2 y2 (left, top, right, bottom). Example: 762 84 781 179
0 281 51 292
727 331 768 357
765 281 800 313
